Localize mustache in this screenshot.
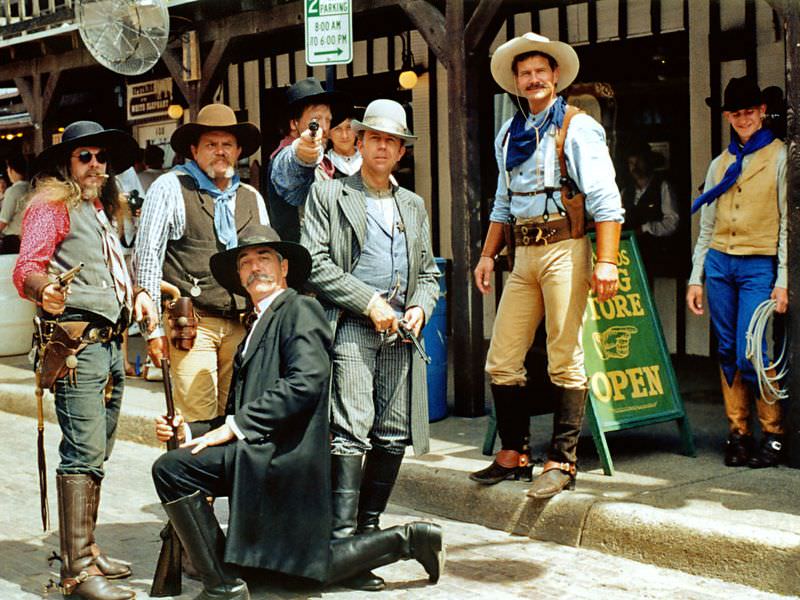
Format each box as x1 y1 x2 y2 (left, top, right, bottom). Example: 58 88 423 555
204 163 236 179
525 83 551 91
245 273 276 286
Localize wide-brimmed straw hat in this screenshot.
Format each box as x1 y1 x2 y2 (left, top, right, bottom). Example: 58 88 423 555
210 224 311 295
36 120 139 173
351 99 416 142
171 104 261 158
491 32 580 95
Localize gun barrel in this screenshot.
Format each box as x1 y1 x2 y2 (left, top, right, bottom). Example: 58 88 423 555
399 323 431 364
309 118 319 138
56 262 84 287
160 358 178 451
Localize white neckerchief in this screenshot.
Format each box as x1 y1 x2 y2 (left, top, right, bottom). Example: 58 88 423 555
241 288 285 355
328 149 363 176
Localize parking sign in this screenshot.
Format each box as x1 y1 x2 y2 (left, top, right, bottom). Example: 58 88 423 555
305 0 353 66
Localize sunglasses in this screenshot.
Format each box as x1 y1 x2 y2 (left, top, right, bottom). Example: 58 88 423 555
72 150 108 165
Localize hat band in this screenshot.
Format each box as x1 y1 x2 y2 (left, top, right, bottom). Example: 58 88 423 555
360 116 410 137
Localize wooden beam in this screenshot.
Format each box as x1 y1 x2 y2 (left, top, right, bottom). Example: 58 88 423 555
445 0 486 417
464 0 505 53
783 0 800 468
398 0 448 67
198 39 230 106
41 70 60 120
161 45 199 119
0 47 95 83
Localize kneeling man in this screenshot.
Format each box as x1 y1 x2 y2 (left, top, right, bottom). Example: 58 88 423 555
151 224 444 599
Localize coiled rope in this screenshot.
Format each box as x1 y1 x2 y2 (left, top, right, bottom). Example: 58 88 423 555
745 299 788 405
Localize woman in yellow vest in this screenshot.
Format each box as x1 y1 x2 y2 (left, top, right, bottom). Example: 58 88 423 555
687 77 786 469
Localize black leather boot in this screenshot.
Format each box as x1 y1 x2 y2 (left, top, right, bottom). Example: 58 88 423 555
328 522 445 585
724 431 753 467
527 388 586 499
90 479 132 580
469 384 532 485
356 448 404 534
56 474 135 600
331 454 384 591
748 433 783 468
162 491 249 600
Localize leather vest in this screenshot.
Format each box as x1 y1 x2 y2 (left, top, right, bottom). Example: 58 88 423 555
162 174 260 312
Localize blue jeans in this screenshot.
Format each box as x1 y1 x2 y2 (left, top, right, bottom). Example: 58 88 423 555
704 248 776 387
53 339 125 480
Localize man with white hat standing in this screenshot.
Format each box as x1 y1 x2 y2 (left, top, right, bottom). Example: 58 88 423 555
301 99 440 591
134 104 270 423
470 33 623 498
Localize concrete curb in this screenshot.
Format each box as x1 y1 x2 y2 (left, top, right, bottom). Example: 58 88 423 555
392 462 800 596
3 381 799 595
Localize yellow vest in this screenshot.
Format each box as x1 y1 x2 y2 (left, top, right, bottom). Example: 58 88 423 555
709 139 782 256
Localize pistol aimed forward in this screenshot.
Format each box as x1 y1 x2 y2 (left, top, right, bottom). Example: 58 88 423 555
398 320 431 364
308 118 319 138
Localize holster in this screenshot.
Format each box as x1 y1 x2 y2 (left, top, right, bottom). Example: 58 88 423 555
557 106 588 239
39 322 90 390
502 222 515 271
167 298 198 351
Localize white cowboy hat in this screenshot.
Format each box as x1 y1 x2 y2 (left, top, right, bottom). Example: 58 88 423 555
351 99 416 143
490 32 580 95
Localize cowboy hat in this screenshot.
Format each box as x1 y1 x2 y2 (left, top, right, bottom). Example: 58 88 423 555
704 77 764 112
210 224 312 295
171 104 261 159
36 120 139 173
351 99 416 142
285 77 352 123
490 32 580 95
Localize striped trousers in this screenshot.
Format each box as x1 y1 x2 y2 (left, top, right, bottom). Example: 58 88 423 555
330 316 412 456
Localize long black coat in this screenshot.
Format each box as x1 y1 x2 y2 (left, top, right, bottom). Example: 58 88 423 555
206 289 333 581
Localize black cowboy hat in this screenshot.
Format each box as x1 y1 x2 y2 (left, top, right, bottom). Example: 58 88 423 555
36 121 139 173
285 77 352 124
210 224 312 295
171 104 261 159
705 76 763 112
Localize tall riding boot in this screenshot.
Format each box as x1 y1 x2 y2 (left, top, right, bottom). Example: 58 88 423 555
331 455 384 591
470 384 532 485
328 522 445 586
749 370 785 468
528 387 586 499
56 474 134 600
90 479 132 579
162 491 249 600
356 448 404 534
720 369 754 466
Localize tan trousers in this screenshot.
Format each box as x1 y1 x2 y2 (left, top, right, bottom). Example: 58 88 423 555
486 237 592 389
164 315 245 422
720 368 783 435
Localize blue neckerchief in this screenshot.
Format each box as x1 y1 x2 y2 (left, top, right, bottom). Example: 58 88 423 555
691 127 776 214
175 161 241 249
505 96 567 171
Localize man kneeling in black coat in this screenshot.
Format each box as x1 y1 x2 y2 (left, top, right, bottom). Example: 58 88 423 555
151 224 444 599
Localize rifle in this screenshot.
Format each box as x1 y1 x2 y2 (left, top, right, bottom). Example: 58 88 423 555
398 320 431 364
149 357 183 597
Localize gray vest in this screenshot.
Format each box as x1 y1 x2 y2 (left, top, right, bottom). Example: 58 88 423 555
351 196 409 315
162 175 260 312
50 201 122 324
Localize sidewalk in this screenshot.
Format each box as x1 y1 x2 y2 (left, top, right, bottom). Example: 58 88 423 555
1 349 798 596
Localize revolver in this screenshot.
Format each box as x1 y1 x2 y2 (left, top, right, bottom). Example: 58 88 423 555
398 319 431 364
308 118 319 139
56 263 84 288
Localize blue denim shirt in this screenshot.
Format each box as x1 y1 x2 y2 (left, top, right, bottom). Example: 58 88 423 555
270 141 318 207
489 108 623 224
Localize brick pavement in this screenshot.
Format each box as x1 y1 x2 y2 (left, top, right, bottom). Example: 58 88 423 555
0 410 789 600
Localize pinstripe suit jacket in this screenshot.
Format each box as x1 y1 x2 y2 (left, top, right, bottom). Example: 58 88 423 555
301 173 440 455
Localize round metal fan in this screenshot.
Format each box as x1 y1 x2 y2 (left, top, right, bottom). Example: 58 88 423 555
76 0 170 76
